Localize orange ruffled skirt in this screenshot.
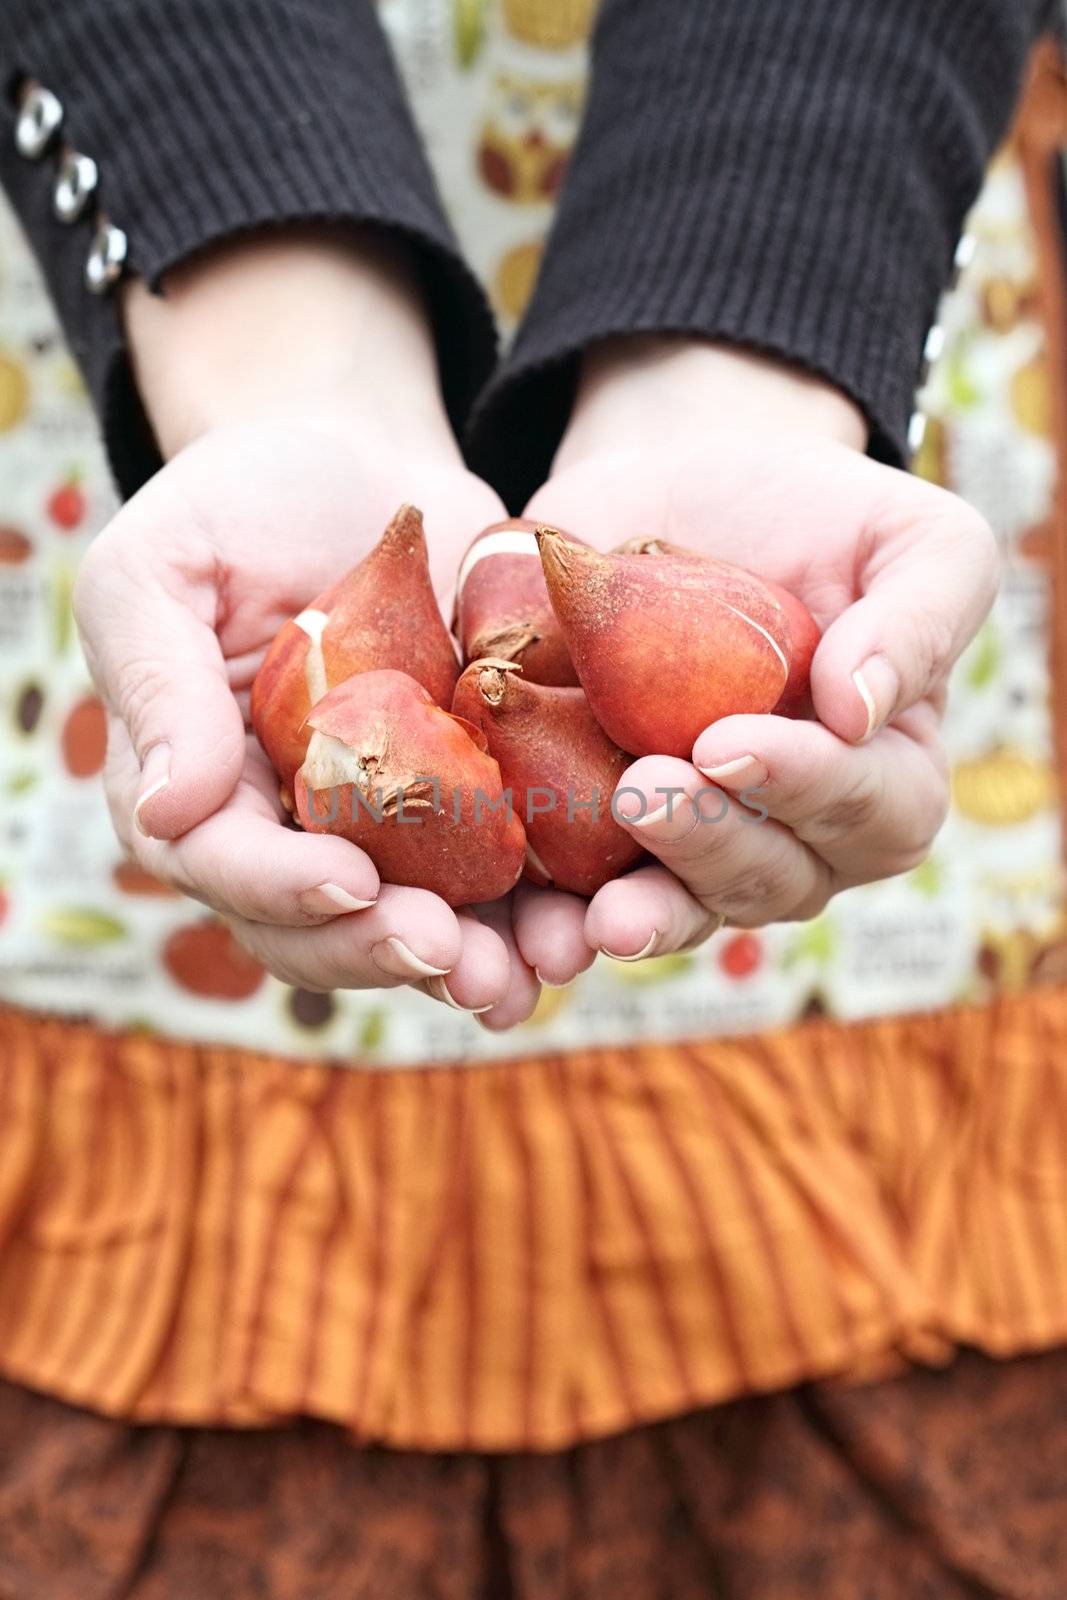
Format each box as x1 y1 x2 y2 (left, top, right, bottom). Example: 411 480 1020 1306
1 987 1067 1453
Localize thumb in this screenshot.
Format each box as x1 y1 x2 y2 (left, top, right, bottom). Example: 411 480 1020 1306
811 494 999 744
74 531 246 841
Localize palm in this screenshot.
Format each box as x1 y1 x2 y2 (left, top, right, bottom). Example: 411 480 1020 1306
530 433 901 656
527 431 991 733
155 421 504 710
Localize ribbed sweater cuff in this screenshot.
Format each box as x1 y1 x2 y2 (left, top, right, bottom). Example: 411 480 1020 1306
0 0 497 498
467 0 1051 512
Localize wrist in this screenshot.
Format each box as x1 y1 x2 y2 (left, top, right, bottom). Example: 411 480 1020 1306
122 228 461 463
555 336 869 471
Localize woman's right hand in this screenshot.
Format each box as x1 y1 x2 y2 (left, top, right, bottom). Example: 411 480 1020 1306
72 233 541 1019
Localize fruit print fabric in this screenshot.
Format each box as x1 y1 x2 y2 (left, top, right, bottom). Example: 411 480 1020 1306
0 6 1063 1065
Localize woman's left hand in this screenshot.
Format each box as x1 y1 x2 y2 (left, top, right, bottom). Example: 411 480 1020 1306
511 338 999 980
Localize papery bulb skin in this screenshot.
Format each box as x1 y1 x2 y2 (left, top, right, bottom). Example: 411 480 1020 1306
538 526 792 757
453 659 643 896
614 535 821 716
251 504 459 797
454 516 580 686
763 579 821 713
294 670 526 908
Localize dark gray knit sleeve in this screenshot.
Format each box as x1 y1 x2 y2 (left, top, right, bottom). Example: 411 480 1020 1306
466 0 1055 511
0 0 497 497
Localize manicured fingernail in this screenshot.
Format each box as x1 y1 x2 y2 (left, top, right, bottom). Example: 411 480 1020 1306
600 931 660 963
852 655 899 741
134 743 171 832
425 976 493 1014
534 968 571 989
300 882 377 917
697 755 767 788
372 936 450 980
614 793 697 839
613 789 648 822
627 802 672 830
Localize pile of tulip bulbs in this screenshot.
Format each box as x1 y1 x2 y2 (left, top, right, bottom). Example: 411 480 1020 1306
250 506 819 907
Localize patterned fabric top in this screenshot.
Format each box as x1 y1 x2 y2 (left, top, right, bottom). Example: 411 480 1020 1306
0 0 1062 1067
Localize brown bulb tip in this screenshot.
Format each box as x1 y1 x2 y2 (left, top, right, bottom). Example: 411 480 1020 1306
467 656 522 706
382 503 426 552
534 523 573 575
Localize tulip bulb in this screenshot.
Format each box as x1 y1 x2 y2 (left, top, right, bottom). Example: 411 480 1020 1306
454 517 580 686
763 579 820 713
538 526 804 757
252 504 459 798
615 535 820 715
294 670 526 908
453 659 643 896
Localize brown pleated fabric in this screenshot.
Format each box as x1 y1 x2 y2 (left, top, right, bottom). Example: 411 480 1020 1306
3 987 1067 1453
1 1347 1066 1599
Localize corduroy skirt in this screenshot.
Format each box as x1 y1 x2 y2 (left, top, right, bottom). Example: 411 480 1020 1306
1 1345 1066 1599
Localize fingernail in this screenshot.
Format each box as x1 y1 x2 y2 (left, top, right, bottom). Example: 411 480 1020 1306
613 789 648 822
852 655 899 741
600 931 660 963
425 975 493 1014
615 796 697 839
134 743 171 832
534 968 571 989
626 802 672 831
696 755 767 788
372 936 450 980
300 882 377 917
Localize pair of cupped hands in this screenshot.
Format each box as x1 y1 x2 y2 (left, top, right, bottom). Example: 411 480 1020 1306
73 236 998 1030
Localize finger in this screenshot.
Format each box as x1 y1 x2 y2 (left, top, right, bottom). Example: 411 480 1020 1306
585 862 722 961
227 885 464 991
811 483 999 743
612 756 831 927
692 709 949 883
155 804 383 924
107 718 382 924
416 913 513 1014
471 896 542 1032
73 507 246 841
105 706 269 854
511 881 596 987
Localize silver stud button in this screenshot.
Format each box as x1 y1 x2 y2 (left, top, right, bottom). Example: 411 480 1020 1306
85 221 128 294
907 410 928 454
923 325 946 365
53 150 99 223
15 84 63 160
954 233 977 273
